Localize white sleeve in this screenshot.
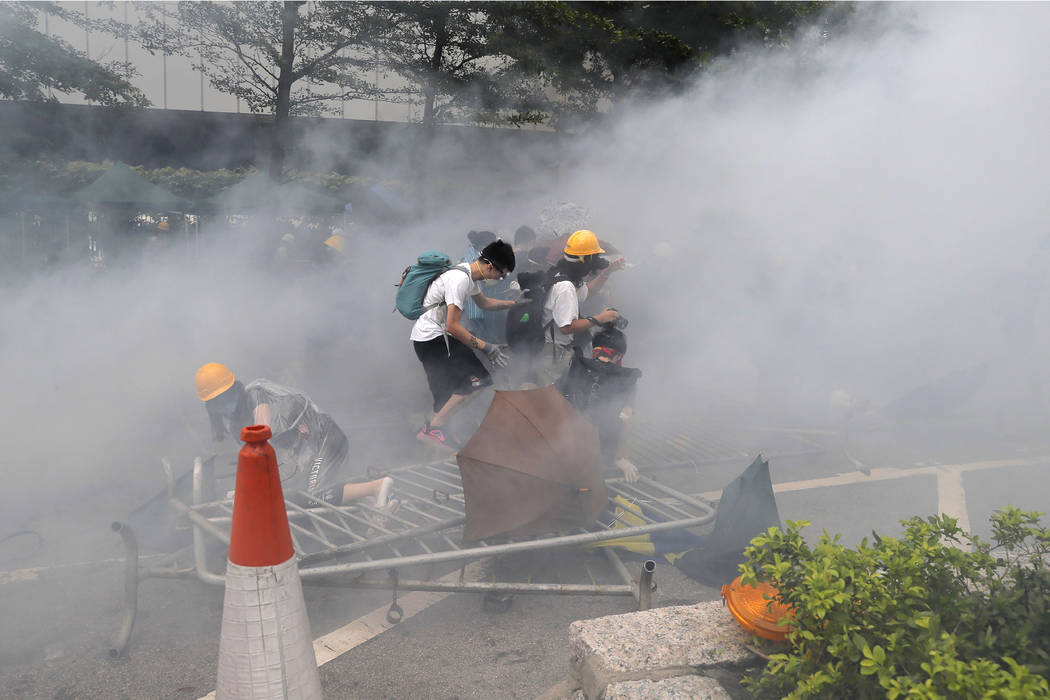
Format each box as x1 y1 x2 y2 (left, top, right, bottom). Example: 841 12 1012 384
550 282 579 329
444 269 472 309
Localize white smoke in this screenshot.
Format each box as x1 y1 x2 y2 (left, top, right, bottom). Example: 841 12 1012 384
3 2 1050 548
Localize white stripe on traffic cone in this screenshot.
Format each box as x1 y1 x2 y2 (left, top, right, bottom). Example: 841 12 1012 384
215 425 322 699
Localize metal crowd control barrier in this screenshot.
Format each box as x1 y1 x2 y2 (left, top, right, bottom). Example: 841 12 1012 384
111 456 718 655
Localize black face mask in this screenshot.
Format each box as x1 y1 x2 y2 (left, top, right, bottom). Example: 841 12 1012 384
572 256 607 280
209 388 240 417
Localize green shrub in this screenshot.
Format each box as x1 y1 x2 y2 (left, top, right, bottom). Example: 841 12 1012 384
1 160 381 203
741 507 1050 699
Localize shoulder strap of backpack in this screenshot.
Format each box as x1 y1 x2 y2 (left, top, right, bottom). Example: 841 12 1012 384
420 264 471 315
544 272 566 359
426 265 473 357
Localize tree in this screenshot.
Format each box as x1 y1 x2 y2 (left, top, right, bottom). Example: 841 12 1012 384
116 1 389 178
370 2 526 130
491 1 835 130
0 2 148 106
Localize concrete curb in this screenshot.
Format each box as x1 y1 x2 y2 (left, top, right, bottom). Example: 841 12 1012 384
542 600 769 699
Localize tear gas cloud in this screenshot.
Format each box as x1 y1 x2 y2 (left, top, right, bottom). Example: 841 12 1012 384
2 2 1049 540
566 2 1050 431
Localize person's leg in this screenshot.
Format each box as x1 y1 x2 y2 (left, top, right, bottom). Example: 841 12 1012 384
430 391 473 427
417 336 492 448
431 337 492 428
415 338 458 448
341 476 394 506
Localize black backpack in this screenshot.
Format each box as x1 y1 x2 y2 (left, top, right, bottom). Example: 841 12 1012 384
558 347 642 414
505 269 558 353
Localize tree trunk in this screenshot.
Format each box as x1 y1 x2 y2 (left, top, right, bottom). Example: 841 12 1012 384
270 1 302 181
422 11 449 131
414 8 449 219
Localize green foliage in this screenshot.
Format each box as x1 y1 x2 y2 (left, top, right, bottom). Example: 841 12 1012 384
741 507 1050 699
3 159 382 205
0 2 149 106
488 1 836 130
371 1 506 128
3 1 852 143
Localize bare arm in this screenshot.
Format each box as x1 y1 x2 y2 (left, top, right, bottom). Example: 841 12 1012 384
557 308 621 336
615 407 633 459
446 304 489 350
471 293 517 311
586 257 626 295
253 403 271 426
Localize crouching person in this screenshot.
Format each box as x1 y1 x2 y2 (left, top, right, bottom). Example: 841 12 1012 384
194 362 395 509
558 328 642 482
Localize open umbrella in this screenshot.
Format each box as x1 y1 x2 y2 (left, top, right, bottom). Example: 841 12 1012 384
543 232 621 264
457 385 607 541
674 456 782 587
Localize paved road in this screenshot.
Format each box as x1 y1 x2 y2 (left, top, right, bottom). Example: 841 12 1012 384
1 423 1047 699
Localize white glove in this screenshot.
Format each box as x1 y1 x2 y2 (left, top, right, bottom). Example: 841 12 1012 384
615 457 639 483
483 343 510 368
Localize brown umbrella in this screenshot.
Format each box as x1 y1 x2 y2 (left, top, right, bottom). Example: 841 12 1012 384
458 385 607 542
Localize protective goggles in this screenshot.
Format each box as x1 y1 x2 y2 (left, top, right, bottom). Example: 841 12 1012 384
480 257 508 279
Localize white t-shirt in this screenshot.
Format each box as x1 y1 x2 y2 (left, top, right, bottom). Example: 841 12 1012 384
542 279 589 346
410 264 479 342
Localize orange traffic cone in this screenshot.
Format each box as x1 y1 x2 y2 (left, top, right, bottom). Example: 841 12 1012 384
215 425 322 699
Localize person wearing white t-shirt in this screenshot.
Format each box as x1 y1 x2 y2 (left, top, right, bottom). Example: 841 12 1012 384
412 240 518 450
535 230 623 386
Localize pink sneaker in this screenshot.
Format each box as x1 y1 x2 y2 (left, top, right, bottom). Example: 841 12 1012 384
416 423 455 451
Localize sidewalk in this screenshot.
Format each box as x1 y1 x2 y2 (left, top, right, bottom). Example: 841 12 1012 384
315 554 728 699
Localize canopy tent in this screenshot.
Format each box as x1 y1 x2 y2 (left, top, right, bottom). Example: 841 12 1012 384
71 162 191 211
203 172 346 215
457 386 607 542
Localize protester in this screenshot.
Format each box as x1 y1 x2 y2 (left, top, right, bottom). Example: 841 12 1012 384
535 230 623 386
411 239 519 450
558 327 641 482
513 225 537 256
194 362 395 509
460 230 499 337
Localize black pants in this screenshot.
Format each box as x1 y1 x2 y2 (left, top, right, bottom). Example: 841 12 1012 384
414 335 493 412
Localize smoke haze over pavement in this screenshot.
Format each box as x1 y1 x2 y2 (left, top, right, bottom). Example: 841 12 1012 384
567 2 1050 434
3 2 1050 554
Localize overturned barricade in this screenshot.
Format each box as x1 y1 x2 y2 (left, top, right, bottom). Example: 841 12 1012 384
110 455 715 655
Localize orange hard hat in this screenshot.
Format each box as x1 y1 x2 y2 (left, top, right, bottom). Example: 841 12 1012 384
721 575 794 642
195 362 235 401
564 230 604 257
324 234 348 254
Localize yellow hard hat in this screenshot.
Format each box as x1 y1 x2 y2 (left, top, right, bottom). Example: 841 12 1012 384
324 234 348 254
195 363 235 401
157 221 170 231
564 230 605 257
